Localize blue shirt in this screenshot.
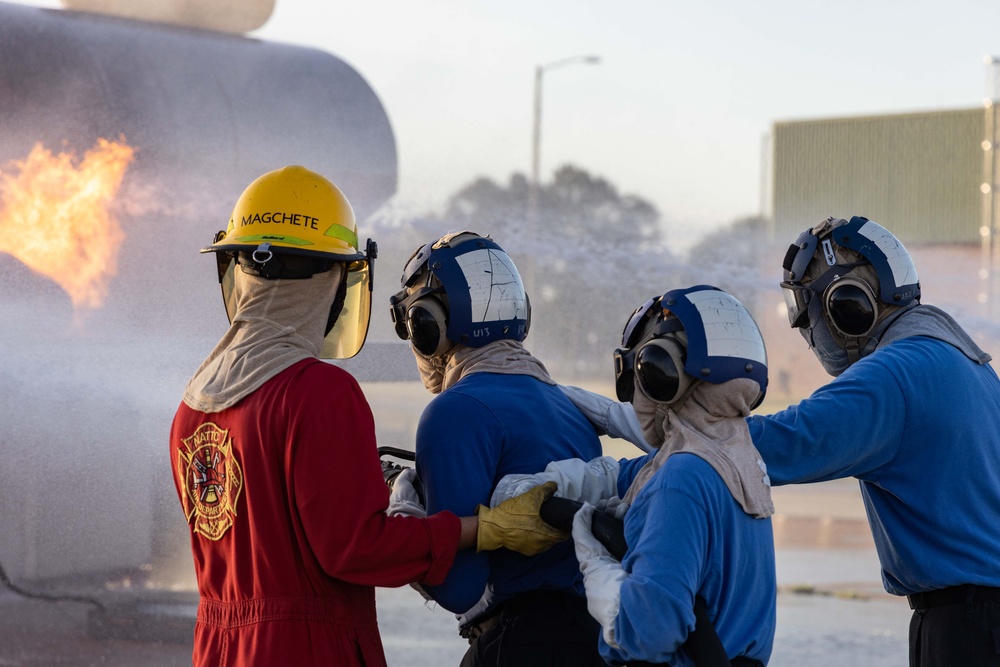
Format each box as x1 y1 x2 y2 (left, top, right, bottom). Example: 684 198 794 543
748 336 1000 595
606 454 776 666
416 372 603 615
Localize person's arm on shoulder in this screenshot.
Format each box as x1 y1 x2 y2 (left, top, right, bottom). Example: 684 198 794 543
747 358 907 485
559 384 654 453
490 455 622 506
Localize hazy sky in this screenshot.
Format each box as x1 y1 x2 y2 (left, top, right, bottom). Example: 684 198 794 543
11 0 1000 244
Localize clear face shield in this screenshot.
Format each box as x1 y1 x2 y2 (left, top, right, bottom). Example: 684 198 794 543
214 239 376 360
320 259 373 359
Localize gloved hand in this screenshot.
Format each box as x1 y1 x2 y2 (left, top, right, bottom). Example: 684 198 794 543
490 456 620 507
573 502 627 649
476 481 568 555
596 495 629 521
386 468 426 519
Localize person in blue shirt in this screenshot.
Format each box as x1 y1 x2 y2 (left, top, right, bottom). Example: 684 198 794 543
752 215 1000 666
387 231 606 667
557 216 1000 667
496 285 777 666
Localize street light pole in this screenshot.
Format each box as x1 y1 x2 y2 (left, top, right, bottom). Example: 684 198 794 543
529 55 601 220
526 54 600 297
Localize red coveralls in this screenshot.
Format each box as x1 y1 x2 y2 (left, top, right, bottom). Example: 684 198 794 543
170 358 461 666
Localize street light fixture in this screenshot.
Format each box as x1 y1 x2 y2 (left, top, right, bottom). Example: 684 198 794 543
525 54 601 298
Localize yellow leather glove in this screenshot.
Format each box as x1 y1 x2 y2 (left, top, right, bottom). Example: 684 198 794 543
475 481 569 556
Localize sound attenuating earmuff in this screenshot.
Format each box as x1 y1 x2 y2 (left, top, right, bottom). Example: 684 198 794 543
614 333 693 407
634 336 693 406
405 295 450 356
823 275 879 339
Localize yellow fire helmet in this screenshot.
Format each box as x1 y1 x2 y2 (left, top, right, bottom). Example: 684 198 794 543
202 165 377 359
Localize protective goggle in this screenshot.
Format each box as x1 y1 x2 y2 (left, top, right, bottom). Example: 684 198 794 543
780 261 871 334
388 281 443 341
619 296 662 349
780 281 813 329
780 227 822 329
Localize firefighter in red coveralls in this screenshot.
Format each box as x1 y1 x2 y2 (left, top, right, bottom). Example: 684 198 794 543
169 165 567 667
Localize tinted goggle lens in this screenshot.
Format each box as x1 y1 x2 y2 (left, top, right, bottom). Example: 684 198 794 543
781 282 811 329
635 343 682 403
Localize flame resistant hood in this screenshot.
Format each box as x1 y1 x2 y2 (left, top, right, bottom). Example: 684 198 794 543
626 378 774 519
183 265 344 413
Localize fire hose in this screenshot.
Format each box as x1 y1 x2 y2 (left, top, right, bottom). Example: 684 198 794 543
0 560 104 610
378 447 732 667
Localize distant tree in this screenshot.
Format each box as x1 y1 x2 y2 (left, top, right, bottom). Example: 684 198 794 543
543 165 660 246
441 165 660 250
444 173 529 230
399 164 682 378
684 215 774 316
366 179 774 379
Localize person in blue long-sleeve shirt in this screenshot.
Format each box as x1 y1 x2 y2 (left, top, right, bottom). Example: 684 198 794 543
560 216 1000 667
748 216 1000 666
497 285 776 666
387 231 605 667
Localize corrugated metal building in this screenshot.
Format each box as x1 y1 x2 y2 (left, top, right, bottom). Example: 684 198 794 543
758 106 1000 402
770 107 984 245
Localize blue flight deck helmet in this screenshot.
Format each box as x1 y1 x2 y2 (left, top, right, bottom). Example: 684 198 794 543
389 231 530 357
780 216 920 355
613 285 768 409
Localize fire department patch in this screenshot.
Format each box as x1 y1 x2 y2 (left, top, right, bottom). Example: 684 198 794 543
177 422 243 541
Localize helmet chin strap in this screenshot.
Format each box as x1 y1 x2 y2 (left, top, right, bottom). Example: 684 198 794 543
844 338 862 364
841 330 883 364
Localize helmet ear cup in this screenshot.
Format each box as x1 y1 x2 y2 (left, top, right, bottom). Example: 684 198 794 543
523 293 532 340
634 336 692 406
824 277 878 338
406 297 450 356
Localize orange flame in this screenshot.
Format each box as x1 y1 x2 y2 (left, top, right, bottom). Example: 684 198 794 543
0 137 135 310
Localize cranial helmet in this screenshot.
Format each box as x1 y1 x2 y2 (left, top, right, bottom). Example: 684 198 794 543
613 285 768 409
780 216 919 363
388 231 530 357
201 165 378 359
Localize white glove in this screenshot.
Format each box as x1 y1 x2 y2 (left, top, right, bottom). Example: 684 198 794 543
559 384 654 453
387 468 426 519
490 456 621 508
596 495 629 521
573 502 627 649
